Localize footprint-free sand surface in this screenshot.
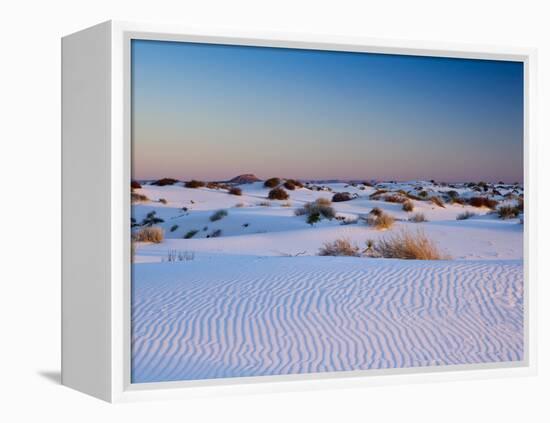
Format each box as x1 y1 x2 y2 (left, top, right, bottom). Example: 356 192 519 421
131 257 523 383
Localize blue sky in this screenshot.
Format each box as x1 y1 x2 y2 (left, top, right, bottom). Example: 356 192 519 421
132 39 523 182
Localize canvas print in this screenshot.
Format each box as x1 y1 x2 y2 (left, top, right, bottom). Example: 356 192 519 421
130 39 524 384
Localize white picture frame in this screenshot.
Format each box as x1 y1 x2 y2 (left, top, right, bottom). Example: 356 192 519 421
61 20 538 403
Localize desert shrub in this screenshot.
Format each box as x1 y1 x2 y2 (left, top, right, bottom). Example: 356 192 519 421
498 205 520 219
208 229 222 238
141 211 164 226
158 198 167 204
469 197 498 209
369 207 383 217
185 180 205 188
402 200 414 212
456 211 476 220
295 198 336 220
131 192 149 203
228 187 242 196
283 180 296 190
286 179 303 188
318 238 359 257
446 190 459 199
430 196 445 208
372 229 445 260
268 187 289 200
408 212 427 222
450 197 466 205
307 212 321 225
332 192 353 202
385 194 407 204
210 209 228 222
152 178 178 186
131 180 142 189
264 177 281 188
206 181 219 189
418 190 428 198
184 229 199 239
170 224 178 232
365 211 395 230
132 226 164 243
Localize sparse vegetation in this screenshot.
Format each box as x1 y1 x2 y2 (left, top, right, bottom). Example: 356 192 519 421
165 250 195 262
332 192 353 202
228 187 242 196
365 211 395 230
498 205 520 219
318 238 360 257
307 212 321 225
257 201 271 207
264 177 281 188
131 180 142 189
369 189 388 199
469 197 498 209
369 207 383 217
371 229 446 260
283 180 296 190
132 226 164 243
402 200 414 212
430 196 445 208
295 198 336 221
268 187 289 200
131 192 150 203
170 224 178 232
184 229 199 239
185 180 206 188
418 190 428 198
385 194 407 204
408 212 427 223
210 209 228 222
152 178 178 186
141 211 164 227
281 201 292 207
234 202 246 208
208 229 222 238
456 211 476 220
158 198 168 204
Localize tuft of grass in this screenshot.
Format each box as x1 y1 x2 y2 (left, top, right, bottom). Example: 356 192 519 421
307 212 321 225
141 211 164 227
430 196 445 208
132 226 164 243
318 238 359 257
408 212 427 223
498 205 520 219
131 192 149 203
185 180 205 188
469 197 498 209
158 198 168 204
369 189 388 199
228 187 242 196
165 250 195 262
131 180 142 189
365 211 395 230
184 229 199 239
456 211 476 220
170 224 178 232
450 197 466 205
402 200 414 212
264 177 281 188
208 229 222 238
332 192 353 202
283 180 296 190
385 194 407 204
257 201 271 207
268 187 289 200
369 207 383 217
372 229 446 260
210 209 228 222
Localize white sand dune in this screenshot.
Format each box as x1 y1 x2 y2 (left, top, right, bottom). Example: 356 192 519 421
131 257 523 383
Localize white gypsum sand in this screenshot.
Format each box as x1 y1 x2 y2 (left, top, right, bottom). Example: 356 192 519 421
131 179 524 382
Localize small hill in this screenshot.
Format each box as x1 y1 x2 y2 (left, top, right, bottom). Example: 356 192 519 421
228 174 261 184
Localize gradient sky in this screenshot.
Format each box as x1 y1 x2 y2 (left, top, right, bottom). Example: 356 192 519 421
131 39 523 183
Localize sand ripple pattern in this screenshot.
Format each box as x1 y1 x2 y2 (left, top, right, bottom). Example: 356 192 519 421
131 258 523 383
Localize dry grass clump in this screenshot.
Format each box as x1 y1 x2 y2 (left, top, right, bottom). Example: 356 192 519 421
264 177 281 188
469 196 498 209
228 187 242 196
498 205 521 219
430 196 445 208
372 229 446 260
131 192 149 203
131 180 142 189
402 200 414 212
132 226 164 243
408 212 427 222
185 180 206 188
210 209 228 222
268 187 289 200
184 229 199 239
283 180 297 190
152 178 178 186
158 198 168 204
385 194 407 204
332 192 353 202
456 211 476 220
365 211 395 230
318 238 359 257
257 201 271 207
369 207 383 217
369 189 388 199
449 197 466 205
295 198 336 220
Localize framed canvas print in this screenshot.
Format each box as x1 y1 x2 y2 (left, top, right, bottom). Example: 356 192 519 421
61 21 537 402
